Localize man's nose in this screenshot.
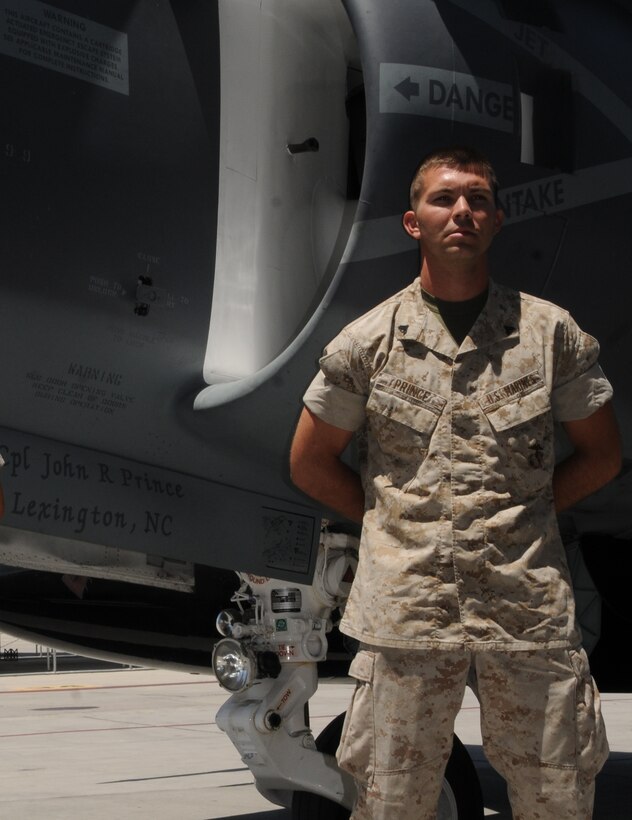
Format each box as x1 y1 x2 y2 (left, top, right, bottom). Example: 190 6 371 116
452 195 472 218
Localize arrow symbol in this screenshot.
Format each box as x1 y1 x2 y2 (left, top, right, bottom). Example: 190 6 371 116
395 76 420 101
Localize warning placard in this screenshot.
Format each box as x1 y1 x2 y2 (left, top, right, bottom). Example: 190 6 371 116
380 63 514 133
0 0 129 95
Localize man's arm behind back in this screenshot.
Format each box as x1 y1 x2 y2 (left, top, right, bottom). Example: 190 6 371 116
554 401 622 512
290 408 365 525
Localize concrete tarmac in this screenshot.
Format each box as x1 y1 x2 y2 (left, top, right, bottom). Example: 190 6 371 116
0 637 630 819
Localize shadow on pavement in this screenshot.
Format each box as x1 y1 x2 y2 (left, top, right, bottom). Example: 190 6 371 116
211 812 290 820
209 751 631 819
472 745 631 820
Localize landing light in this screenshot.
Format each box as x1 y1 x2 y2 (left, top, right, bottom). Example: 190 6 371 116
212 638 256 692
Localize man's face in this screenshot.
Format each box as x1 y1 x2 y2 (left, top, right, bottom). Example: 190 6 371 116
403 165 503 262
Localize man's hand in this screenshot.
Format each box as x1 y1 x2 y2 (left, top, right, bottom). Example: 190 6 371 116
554 401 622 512
290 408 365 524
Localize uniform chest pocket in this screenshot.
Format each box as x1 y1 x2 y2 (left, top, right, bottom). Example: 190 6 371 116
366 376 446 463
479 372 550 432
479 373 552 479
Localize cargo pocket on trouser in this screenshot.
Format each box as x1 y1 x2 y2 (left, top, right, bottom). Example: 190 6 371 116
338 647 469 820
568 647 610 780
478 648 609 820
336 649 376 784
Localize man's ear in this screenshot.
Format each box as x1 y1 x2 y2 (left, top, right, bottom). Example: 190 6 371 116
402 210 420 239
494 207 504 234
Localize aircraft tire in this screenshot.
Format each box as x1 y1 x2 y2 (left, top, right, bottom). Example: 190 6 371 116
291 712 483 819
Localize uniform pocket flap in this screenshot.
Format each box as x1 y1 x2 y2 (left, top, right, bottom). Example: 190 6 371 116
480 374 550 432
367 375 446 434
348 650 375 683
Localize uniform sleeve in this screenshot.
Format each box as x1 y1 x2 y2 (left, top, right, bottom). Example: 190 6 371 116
303 328 369 432
551 315 613 421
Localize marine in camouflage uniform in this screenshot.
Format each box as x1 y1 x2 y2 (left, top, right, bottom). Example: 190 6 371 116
304 280 610 818
291 147 621 819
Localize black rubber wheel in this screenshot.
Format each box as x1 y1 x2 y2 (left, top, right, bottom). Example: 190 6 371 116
291 712 484 819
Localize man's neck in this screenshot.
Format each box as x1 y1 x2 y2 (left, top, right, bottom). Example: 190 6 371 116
420 260 489 302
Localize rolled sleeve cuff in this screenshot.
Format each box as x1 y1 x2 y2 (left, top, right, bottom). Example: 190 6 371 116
552 363 613 421
303 371 366 431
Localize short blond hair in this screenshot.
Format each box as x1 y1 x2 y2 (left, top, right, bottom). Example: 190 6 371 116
409 146 500 209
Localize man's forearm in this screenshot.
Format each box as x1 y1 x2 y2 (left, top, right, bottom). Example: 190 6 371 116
554 402 622 513
290 408 365 524
553 450 619 513
292 454 365 524
553 453 612 513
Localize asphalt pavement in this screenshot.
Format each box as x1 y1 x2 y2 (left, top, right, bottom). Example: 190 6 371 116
0 634 629 819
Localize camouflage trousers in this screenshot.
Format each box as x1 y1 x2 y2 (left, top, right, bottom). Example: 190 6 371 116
336 645 609 820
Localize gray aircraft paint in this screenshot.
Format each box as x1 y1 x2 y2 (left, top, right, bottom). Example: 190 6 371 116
445 0 632 141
